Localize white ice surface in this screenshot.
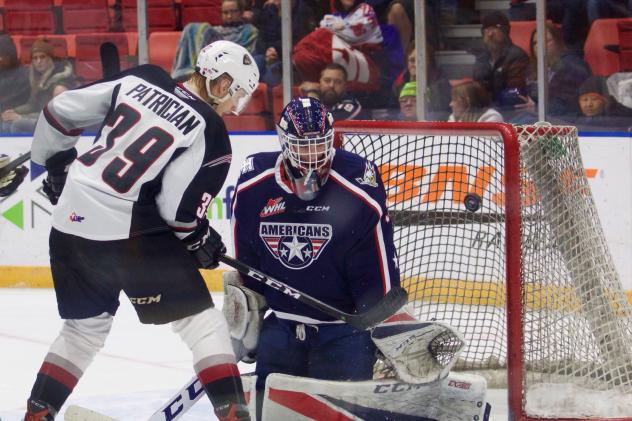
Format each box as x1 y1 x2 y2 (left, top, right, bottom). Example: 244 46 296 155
0 289 509 420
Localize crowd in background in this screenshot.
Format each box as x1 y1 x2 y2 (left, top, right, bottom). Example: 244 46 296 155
1 0 632 133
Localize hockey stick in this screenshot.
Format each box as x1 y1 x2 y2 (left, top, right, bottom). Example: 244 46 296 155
64 375 202 421
218 254 409 330
0 151 31 179
65 257 408 421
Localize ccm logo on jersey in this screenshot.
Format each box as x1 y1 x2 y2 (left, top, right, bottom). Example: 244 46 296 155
306 205 330 212
260 197 286 218
259 222 332 269
129 294 161 305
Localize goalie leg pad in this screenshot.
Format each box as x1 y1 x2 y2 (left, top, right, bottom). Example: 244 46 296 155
261 372 488 421
372 308 466 384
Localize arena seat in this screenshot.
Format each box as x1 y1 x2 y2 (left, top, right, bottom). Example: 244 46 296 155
223 115 272 132
121 0 177 32
584 18 632 76
60 0 111 33
4 0 55 35
242 83 269 115
148 31 181 73
618 20 632 72
180 0 222 27
74 33 130 82
272 85 300 123
509 20 536 57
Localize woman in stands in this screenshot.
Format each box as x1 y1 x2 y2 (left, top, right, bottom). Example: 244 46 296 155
519 22 592 122
392 42 451 120
448 80 504 122
1 38 76 133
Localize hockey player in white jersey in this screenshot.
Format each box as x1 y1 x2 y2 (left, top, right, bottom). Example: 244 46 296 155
23 40 259 421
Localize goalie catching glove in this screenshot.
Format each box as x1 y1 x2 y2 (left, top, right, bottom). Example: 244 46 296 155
222 270 267 363
182 217 226 269
0 154 28 197
42 148 77 205
371 305 466 384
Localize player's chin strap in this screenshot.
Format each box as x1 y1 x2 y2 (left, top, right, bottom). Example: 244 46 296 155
371 305 466 384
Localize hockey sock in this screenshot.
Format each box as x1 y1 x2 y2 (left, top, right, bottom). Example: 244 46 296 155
29 314 112 412
196 359 246 414
173 307 247 414
29 356 78 413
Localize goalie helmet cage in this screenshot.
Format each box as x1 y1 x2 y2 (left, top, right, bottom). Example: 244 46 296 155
333 120 632 421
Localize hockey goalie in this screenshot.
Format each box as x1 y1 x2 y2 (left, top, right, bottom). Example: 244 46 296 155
223 270 490 421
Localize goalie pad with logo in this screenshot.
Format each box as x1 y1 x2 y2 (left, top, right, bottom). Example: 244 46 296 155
371 306 466 384
222 271 267 362
261 372 489 421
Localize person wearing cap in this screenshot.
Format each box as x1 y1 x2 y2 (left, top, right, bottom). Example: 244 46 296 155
397 81 418 121
1 38 76 133
473 11 529 112
575 76 632 131
0 32 29 117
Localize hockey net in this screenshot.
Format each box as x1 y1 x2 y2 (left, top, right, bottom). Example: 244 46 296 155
333 121 632 420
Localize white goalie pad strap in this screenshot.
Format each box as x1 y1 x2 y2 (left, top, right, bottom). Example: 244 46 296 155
262 372 488 421
371 309 466 384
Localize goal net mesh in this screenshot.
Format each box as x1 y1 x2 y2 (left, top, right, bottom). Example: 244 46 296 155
337 122 632 418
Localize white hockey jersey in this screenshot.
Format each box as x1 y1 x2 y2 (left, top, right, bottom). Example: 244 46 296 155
31 64 232 241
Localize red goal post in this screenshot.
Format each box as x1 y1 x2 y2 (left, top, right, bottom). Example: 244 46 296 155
333 120 632 421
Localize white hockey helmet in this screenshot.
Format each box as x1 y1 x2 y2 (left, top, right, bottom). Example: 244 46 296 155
196 40 259 115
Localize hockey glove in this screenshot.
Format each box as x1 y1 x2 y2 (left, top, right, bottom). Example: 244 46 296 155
42 148 77 205
0 154 28 197
183 217 226 269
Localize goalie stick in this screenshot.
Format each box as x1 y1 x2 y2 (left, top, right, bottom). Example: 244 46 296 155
218 254 408 330
65 256 408 421
0 151 31 179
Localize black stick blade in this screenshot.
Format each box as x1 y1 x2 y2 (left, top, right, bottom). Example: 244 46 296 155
345 286 409 330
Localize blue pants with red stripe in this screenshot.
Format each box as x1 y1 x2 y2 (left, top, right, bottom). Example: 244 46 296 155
255 313 377 391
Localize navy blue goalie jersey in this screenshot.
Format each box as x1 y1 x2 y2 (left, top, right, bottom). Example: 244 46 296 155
231 149 400 324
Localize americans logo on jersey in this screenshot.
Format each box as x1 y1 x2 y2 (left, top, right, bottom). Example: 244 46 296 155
259 222 332 269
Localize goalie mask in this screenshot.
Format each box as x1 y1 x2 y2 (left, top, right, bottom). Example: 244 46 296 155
196 40 259 115
277 97 335 201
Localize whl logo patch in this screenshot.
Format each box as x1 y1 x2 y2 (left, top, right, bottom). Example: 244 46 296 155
259 222 332 269
260 197 286 218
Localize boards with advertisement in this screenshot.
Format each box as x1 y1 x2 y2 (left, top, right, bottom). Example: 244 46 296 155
0 134 630 290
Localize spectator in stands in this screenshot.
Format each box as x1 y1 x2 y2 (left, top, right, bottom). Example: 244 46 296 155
293 0 404 108
523 23 592 120
1 39 75 133
587 0 631 24
299 63 365 120
575 75 632 130
172 0 259 81
395 81 418 121
392 42 451 120
473 11 530 112
0 33 29 117
448 80 504 122
251 0 322 86
510 0 589 54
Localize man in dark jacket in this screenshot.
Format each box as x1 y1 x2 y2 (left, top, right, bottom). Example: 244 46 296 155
473 11 530 111
0 33 29 118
